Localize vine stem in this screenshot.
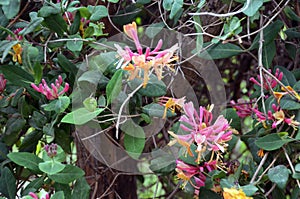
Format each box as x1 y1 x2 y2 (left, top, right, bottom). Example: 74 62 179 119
283 147 300 188
250 152 269 184
115 83 144 139
189 0 251 17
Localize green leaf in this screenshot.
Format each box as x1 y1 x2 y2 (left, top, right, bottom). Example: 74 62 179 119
280 97 300 110
291 187 300 199
88 5 108 21
19 130 43 151
49 165 85 184
268 165 289 189
250 20 284 49
149 149 176 173
42 96 70 113
22 177 45 196
38 5 60 17
43 14 68 36
284 6 300 22
145 22 165 39
262 41 276 68
198 43 243 59
142 103 175 118
0 167 16 199
98 95 106 107
7 152 43 173
51 191 65 199
123 120 145 159
69 11 81 35
243 0 263 17
170 0 183 19
275 65 296 86
57 54 78 84
83 97 97 112
255 133 292 151
241 184 258 196
2 0 20 19
128 75 167 97
106 70 123 105
163 0 173 10
61 107 104 125
295 163 300 172
67 34 83 52
0 40 18 64
19 12 44 35
0 65 34 88
71 177 90 199
39 161 66 175
3 117 26 146
193 14 203 51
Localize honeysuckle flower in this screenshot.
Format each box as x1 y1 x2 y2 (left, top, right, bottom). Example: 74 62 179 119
274 85 300 103
0 74 7 94
223 187 253 199
115 22 178 88
169 102 232 163
11 43 23 64
230 98 255 118
158 96 186 118
7 28 23 41
252 104 299 129
28 192 49 199
250 68 283 90
31 75 69 100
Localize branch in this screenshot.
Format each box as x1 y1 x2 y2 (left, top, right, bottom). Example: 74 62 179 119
189 0 251 17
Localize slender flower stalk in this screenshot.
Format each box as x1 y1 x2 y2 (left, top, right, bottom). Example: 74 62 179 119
31 75 69 100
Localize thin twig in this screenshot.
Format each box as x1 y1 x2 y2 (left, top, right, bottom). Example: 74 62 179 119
189 0 251 17
115 83 144 139
283 147 300 188
254 153 279 185
250 152 269 184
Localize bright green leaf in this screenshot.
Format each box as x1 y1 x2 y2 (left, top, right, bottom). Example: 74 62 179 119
106 70 123 104
243 0 263 17
42 96 70 113
2 0 20 19
49 165 85 184
38 161 66 175
67 34 83 52
61 108 104 125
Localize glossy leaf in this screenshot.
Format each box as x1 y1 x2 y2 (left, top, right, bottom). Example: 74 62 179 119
268 165 289 189
280 97 300 110
88 5 108 21
2 0 20 19
7 152 43 173
42 96 70 113
39 161 66 175
49 165 85 184
255 133 292 151
67 35 83 52
198 43 243 59
106 70 123 104
61 107 104 125
243 0 263 17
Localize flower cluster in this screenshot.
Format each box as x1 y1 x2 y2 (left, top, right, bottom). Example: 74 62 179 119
249 68 283 90
7 28 23 64
166 101 233 196
44 143 58 158
31 75 69 100
175 159 217 195
230 98 254 118
169 102 232 163
115 22 179 87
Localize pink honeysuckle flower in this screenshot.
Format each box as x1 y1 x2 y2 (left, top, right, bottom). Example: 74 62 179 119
31 75 69 100
230 98 255 118
252 104 300 129
170 102 232 163
7 28 23 41
44 143 58 158
115 22 178 88
249 68 283 90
